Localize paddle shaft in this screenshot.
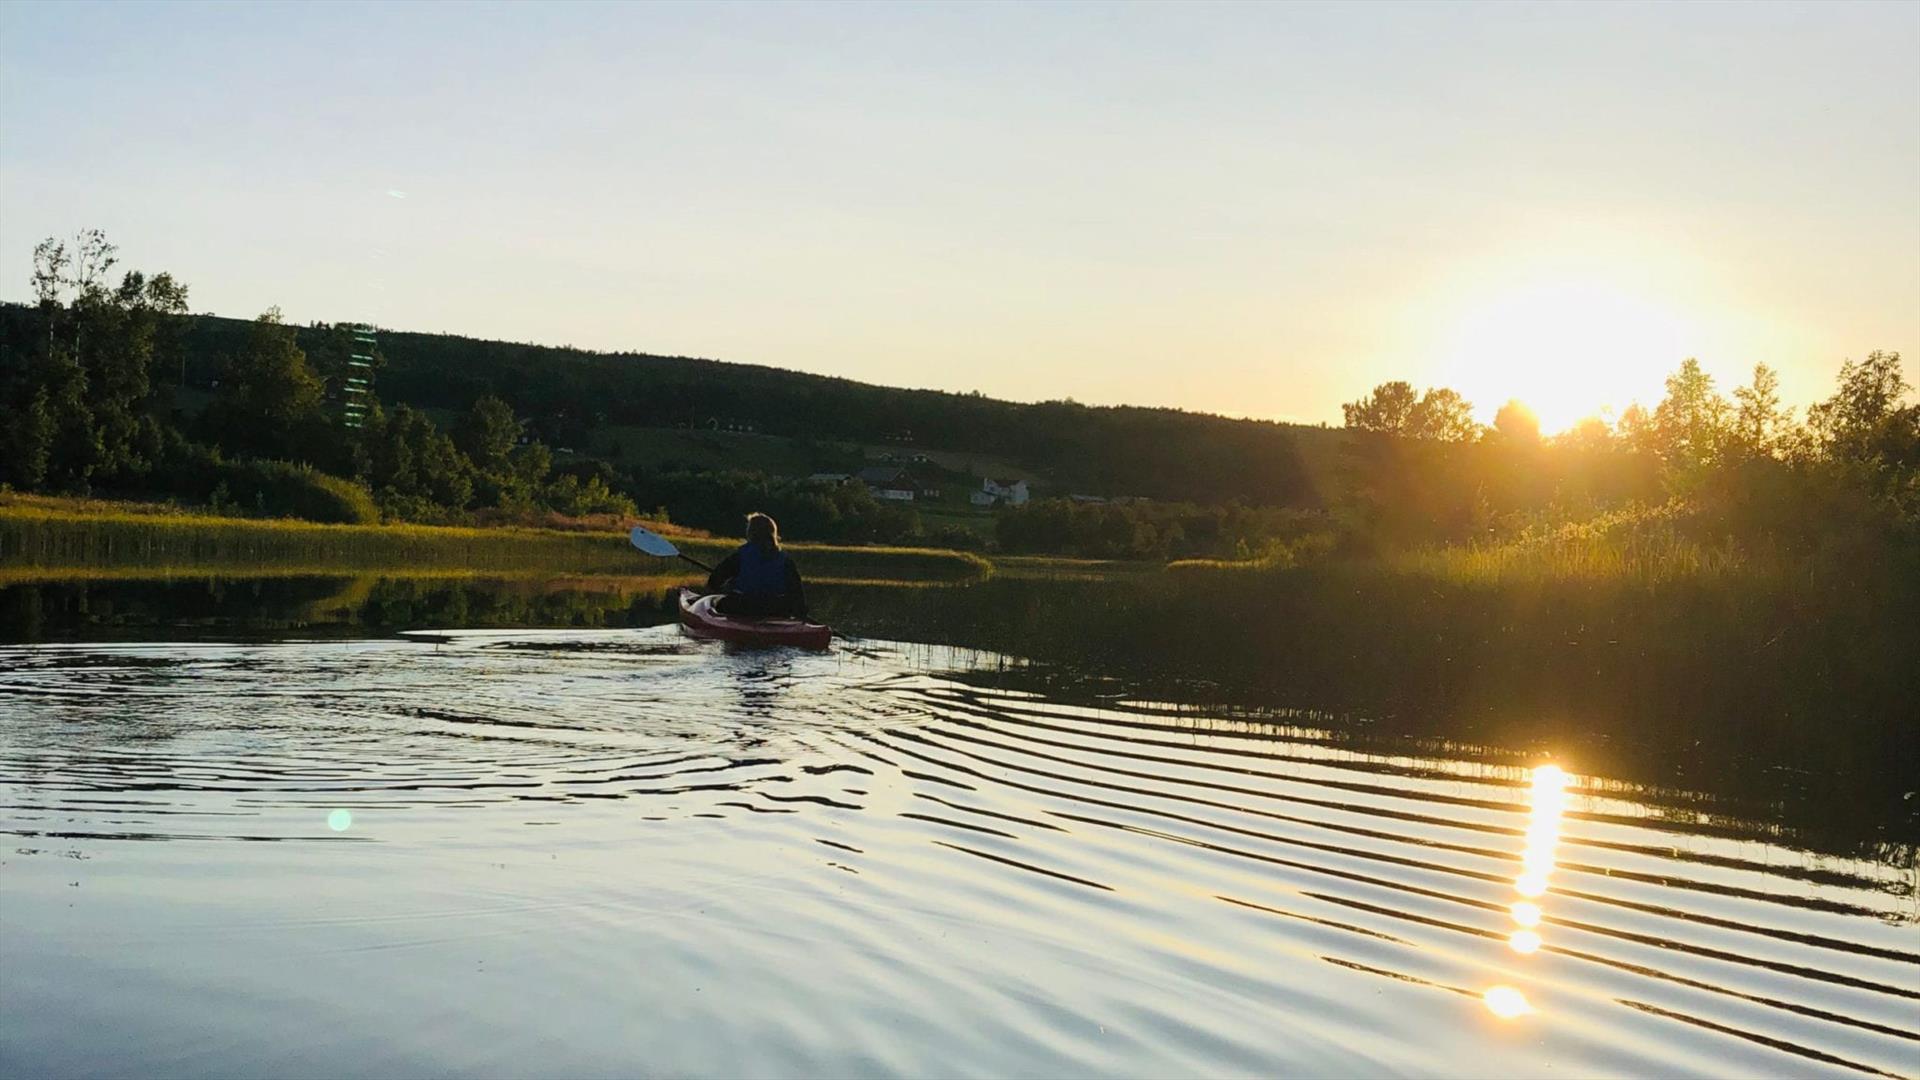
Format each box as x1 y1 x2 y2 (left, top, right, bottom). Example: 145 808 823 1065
676 551 715 574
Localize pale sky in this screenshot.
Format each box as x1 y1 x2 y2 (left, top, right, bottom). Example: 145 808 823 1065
3 1 1916 431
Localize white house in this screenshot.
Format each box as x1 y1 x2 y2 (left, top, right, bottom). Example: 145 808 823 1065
971 477 1030 507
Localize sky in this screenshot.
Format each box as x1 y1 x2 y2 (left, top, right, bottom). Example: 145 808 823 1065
2 1 1916 431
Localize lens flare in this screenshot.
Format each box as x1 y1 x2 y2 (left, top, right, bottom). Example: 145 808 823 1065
327 809 353 832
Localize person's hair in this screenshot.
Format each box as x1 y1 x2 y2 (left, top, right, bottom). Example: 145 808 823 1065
745 512 780 551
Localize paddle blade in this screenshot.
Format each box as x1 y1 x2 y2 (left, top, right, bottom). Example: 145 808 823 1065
628 525 681 558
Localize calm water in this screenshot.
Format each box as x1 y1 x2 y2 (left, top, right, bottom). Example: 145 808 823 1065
1 581 1916 1077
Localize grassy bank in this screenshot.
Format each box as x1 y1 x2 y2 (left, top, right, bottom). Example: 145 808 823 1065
0 495 990 584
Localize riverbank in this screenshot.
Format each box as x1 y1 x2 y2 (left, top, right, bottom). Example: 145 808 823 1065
0 495 991 585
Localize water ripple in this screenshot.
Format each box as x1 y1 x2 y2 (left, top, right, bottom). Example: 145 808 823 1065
1 631 1914 1078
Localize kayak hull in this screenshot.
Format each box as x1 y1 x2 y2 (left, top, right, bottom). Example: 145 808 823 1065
677 588 832 650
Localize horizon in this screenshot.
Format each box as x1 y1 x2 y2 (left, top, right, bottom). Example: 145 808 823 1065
0 290 1899 434
4 1 1916 432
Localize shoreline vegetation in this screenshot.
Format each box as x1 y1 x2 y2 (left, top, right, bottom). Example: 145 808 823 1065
0 494 991 585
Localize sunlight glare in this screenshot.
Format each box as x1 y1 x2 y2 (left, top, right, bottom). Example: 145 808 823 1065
1442 282 1694 434
1509 929 1542 955
328 808 353 832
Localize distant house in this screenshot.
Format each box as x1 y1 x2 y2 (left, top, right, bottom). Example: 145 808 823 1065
804 472 853 486
1069 494 1108 504
858 466 915 502
970 477 1030 507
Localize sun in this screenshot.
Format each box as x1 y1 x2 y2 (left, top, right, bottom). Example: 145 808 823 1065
1437 280 1696 434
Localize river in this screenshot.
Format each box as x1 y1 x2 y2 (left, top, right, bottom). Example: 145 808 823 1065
0 576 1914 1077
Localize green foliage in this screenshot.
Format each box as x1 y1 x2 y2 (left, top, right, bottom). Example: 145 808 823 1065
204 308 327 459
995 498 1330 560
543 472 637 518
1731 363 1790 458
273 317 1325 507
455 395 522 473
1649 358 1732 485
636 470 921 544
3 387 55 488
2 230 190 492
1341 353 1916 552
1 233 670 528
355 403 475 517
116 442 380 524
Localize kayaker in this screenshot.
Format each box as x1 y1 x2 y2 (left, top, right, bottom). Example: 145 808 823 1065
705 512 808 618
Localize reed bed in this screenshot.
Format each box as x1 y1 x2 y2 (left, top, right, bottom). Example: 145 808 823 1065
1388 503 1766 587
0 499 990 583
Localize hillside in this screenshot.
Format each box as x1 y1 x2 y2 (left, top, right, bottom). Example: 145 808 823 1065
161 311 1346 507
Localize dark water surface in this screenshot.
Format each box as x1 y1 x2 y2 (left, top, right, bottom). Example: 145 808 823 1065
1 577 1915 1077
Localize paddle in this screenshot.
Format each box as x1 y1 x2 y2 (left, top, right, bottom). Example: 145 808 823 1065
629 524 715 573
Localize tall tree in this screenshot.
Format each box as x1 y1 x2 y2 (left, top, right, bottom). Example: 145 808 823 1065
1342 381 1418 433
1732 363 1790 458
9 230 189 490
1650 358 1731 481
454 395 523 474
1492 399 1542 444
1807 351 1912 464
1408 388 1483 443
209 308 325 458
1343 382 1482 442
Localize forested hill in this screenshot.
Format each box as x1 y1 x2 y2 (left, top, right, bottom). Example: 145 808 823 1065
171 311 1335 507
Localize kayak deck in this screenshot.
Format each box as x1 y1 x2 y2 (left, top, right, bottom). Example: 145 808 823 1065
677 589 832 650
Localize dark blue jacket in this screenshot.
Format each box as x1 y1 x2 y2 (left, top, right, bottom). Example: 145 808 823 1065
706 543 808 615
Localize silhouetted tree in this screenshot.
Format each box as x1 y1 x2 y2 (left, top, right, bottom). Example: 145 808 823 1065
1343 381 1420 433
1650 358 1732 484
1732 363 1790 459
1492 400 1542 444
1343 382 1482 442
1807 351 1913 465
1555 416 1615 453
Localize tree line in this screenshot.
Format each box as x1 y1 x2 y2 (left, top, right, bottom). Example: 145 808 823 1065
4 230 1910 562
1336 356 1918 555
1 231 633 524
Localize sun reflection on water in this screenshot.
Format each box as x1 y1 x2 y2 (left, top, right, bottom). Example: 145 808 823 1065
1484 763 1568 1019
1483 984 1533 1019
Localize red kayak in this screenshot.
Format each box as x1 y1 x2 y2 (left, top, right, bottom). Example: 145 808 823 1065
677 588 832 650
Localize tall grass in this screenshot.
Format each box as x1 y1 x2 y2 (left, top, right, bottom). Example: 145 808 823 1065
0 496 990 583
1390 502 1763 586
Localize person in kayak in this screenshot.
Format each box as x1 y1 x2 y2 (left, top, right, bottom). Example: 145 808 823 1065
705 512 809 618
